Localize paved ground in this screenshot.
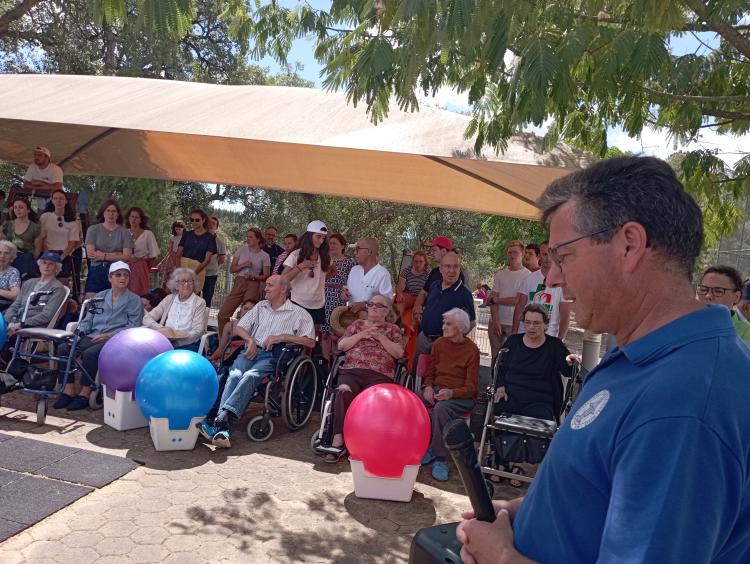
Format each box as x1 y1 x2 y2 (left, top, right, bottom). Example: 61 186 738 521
0 390 524 563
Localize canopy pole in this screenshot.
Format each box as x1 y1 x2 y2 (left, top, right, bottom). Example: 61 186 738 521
58 128 119 169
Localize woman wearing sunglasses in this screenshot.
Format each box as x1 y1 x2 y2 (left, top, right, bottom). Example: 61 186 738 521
282 220 331 328
697 265 750 347
324 293 404 462
175 209 216 294
39 190 82 289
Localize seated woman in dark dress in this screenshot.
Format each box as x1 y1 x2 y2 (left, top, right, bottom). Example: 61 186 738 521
494 303 577 485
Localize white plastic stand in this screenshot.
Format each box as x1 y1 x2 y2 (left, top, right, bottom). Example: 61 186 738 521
103 385 148 431
350 458 420 502
148 416 203 451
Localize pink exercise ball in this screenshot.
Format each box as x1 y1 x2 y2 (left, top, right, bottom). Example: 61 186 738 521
344 383 430 478
98 327 173 392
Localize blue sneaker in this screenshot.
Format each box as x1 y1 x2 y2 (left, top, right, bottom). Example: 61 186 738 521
432 460 449 481
197 420 218 441
421 448 435 465
212 430 231 449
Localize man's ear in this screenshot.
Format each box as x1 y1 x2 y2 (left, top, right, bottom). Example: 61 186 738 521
619 221 649 274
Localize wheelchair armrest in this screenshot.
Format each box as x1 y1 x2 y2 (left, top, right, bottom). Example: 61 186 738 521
197 331 218 356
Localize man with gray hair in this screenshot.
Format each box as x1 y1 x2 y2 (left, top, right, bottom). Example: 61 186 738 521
458 157 750 563
199 274 315 448
342 236 393 312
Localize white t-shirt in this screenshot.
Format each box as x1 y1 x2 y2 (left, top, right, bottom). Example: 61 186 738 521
132 229 159 259
283 249 326 309
39 212 80 251
491 267 529 325
346 264 393 303
517 271 564 337
166 292 199 332
24 163 63 185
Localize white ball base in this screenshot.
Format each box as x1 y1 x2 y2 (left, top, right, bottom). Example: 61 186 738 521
103 385 148 431
350 458 420 502
148 416 203 451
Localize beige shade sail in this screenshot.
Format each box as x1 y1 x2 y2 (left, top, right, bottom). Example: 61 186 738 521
0 74 590 219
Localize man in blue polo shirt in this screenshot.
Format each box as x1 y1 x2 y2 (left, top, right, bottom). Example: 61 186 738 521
415 251 475 370
457 156 750 563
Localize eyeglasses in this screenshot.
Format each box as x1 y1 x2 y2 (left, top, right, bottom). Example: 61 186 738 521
355 246 371 253
176 280 194 286
697 285 736 297
549 227 618 269
190 218 202 223
366 301 388 309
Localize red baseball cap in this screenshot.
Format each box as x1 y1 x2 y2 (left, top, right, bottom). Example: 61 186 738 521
424 236 453 250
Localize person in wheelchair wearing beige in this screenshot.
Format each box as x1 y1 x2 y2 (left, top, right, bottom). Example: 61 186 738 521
142 267 207 352
420 307 480 482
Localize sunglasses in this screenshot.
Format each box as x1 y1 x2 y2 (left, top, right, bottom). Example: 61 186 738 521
57 216 64 228
366 301 388 309
190 218 202 223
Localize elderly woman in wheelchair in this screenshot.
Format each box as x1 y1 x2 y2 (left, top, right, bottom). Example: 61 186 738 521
316 293 404 463
53 261 144 411
490 302 577 486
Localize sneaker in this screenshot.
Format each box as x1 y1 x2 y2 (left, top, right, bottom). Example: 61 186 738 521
52 393 74 409
212 430 232 449
197 420 218 441
66 395 89 411
421 448 435 465
432 460 449 482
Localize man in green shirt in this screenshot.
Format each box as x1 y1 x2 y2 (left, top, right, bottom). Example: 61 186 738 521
697 265 750 347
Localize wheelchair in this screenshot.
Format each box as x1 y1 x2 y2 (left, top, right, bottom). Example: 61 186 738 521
310 351 408 456
476 348 585 496
0 296 104 425
208 336 319 442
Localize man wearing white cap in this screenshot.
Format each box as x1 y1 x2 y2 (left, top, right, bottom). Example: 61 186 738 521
23 147 63 192
282 220 332 326
54 261 143 411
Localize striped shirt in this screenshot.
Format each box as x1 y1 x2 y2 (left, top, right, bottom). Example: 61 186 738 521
399 267 430 296
237 298 315 346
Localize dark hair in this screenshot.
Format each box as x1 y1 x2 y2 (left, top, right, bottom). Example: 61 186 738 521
296 231 331 271
152 287 168 302
96 199 124 224
329 233 347 247
525 243 541 256
284 233 298 242
246 227 263 244
9 196 39 222
701 265 744 293
210 216 219 226
125 207 150 230
171 220 186 235
523 303 550 325
537 156 703 278
266 225 278 233
189 209 209 228
141 291 163 309
45 190 76 222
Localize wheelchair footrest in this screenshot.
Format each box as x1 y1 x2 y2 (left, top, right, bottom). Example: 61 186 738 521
489 414 557 439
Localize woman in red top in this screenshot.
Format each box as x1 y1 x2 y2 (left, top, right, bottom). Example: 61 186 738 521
326 293 404 462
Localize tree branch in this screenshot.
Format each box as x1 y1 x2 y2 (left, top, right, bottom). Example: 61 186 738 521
575 13 750 33
684 1 750 60
702 109 750 121
0 0 44 37
643 87 750 104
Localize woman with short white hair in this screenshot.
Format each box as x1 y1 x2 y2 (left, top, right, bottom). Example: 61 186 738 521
142 267 207 351
420 306 480 482
0 240 21 310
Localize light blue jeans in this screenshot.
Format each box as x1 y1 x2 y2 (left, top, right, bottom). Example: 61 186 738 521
219 349 278 418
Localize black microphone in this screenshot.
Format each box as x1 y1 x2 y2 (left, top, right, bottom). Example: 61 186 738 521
443 419 496 523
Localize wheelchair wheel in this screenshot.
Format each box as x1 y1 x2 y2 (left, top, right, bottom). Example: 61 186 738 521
247 415 274 442
36 397 47 425
282 356 318 431
484 479 495 499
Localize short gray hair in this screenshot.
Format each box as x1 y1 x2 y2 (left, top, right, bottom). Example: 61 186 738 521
443 307 471 333
537 156 703 278
0 240 18 261
37 257 63 274
167 267 196 292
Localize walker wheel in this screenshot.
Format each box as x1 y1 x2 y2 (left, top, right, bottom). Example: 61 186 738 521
89 387 103 410
247 415 274 442
36 398 47 425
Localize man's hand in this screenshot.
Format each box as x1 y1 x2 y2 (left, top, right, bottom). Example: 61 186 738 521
566 354 581 366
423 386 435 405
263 335 285 350
341 288 352 302
456 498 530 564
244 339 258 359
91 333 111 344
490 320 503 337
435 388 453 401
494 386 508 403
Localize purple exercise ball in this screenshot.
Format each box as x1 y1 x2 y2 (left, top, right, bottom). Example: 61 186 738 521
98 327 173 392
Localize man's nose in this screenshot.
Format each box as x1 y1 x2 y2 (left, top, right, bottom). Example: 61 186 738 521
546 263 565 287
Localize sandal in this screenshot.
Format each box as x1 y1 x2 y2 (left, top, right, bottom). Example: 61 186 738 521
324 446 347 463
508 464 526 488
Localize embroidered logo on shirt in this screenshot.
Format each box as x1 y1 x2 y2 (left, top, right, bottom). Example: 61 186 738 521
570 390 610 430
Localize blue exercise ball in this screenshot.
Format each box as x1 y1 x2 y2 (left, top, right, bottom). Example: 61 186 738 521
135 350 219 430
0 315 6 350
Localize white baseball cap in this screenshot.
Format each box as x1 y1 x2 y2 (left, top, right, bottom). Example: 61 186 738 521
34 146 51 158
306 220 328 235
108 261 131 275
